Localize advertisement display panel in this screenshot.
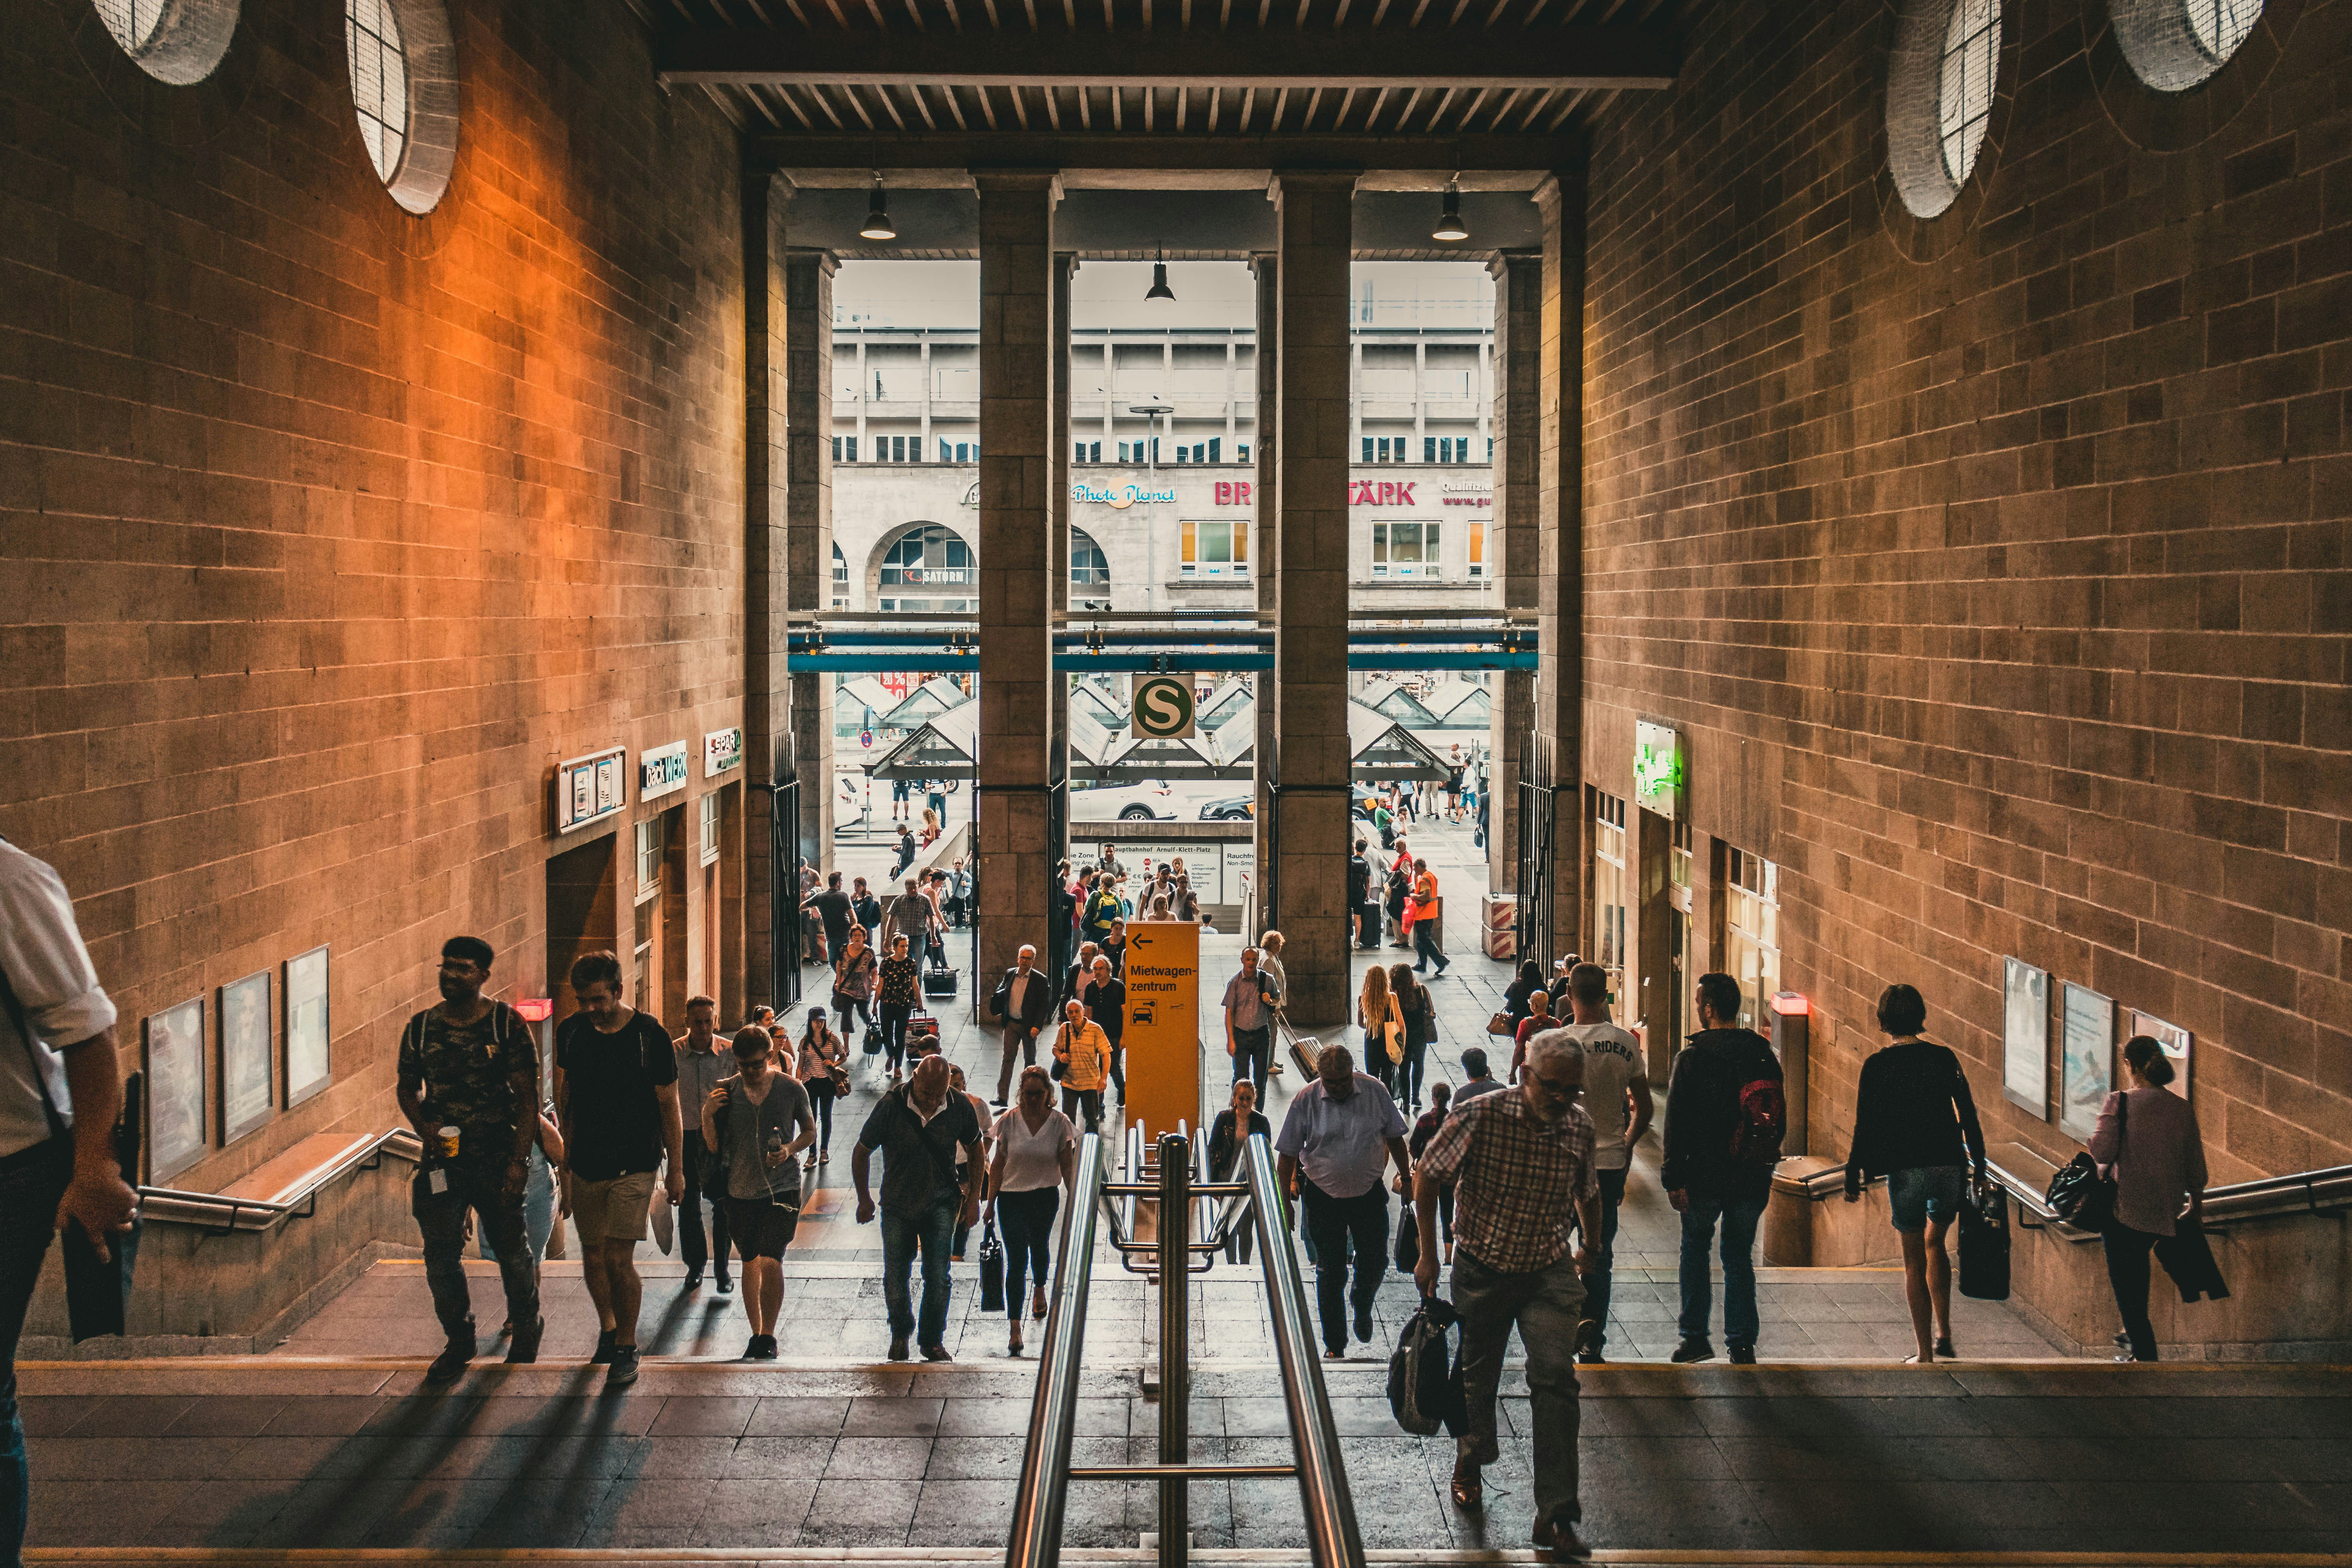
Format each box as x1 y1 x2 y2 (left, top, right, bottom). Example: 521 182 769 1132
2002 957 2050 1118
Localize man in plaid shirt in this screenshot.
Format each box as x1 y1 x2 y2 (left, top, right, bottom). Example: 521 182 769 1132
1414 1029 1602 1559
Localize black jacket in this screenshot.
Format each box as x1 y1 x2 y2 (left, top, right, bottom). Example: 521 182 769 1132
1347 855 1371 903
989 966 1057 1035
1660 1027 1782 1201
1843 1039 1986 1192
1207 1108 1272 1181
1079 976 1127 1046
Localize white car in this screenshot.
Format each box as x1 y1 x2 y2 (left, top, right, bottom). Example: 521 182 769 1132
1071 780 1180 822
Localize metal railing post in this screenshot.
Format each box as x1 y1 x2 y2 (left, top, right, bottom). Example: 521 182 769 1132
1005 1131 1104 1568
1244 1136 1366 1568
1157 1131 1191 1568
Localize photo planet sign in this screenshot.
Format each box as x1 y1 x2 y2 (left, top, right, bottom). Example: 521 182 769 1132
1131 675 1196 739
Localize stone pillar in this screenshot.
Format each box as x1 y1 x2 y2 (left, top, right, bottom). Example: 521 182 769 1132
1269 172 1357 1027
1486 250 1541 901
784 246 837 878
1250 252 1279 938
1050 253 1075 800
1532 169 1587 962
742 171 788 1011
974 169 1058 988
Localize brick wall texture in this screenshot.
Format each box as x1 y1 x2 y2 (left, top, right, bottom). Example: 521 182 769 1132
1581 0 2350 1181
2 0 748 1188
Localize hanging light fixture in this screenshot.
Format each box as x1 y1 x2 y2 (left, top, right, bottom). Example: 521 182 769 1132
1432 177 1469 244
860 172 896 241
1144 243 1176 302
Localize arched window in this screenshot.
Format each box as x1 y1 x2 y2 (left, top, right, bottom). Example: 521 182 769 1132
832 542 849 608
2112 0 2263 91
91 0 238 84
1887 0 2004 219
1938 0 2000 187
877 524 975 613
344 0 458 215
1071 529 1110 588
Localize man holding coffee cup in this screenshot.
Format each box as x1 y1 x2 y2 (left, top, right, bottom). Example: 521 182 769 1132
397 935 546 1385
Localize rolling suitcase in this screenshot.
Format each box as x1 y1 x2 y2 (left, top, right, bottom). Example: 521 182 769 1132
904 1006 942 1055
922 964 960 1000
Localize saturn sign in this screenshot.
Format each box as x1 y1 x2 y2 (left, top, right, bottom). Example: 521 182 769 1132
1131 675 1196 740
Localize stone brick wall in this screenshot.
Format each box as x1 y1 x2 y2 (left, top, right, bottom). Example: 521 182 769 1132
1580 0 2349 1182
2 0 747 1190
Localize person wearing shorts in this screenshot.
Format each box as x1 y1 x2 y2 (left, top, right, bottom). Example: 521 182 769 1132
1842 983 1988 1364
702 1027 814 1360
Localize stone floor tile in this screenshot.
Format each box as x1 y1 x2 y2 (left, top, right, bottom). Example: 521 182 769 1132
647 1395 758 1437
824 1434 938 1479
744 1395 851 1434
722 1434 839 1477
842 1393 947 1434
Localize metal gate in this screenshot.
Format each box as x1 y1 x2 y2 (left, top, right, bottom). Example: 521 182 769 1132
1516 779 1555 972
769 778 803 1011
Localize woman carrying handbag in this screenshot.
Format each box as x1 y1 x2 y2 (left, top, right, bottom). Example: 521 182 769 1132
832 926 877 1045
797 1008 848 1170
2090 1036 2209 1362
1357 964 1403 1098
1389 962 1436 1111
986 1066 1077 1355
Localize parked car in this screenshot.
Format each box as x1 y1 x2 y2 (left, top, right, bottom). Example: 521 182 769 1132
1071 780 1180 822
1198 795 1253 821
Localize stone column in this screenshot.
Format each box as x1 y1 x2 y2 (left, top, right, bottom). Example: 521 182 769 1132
1486 250 1540 902
974 169 1058 988
742 171 788 1011
1532 169 1587 962
1269 172 1357 1027
1050 253 1075 794
1250 252 1278 939
784 246 837 878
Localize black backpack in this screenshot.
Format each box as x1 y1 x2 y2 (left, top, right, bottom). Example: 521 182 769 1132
1388 1297 1464 1437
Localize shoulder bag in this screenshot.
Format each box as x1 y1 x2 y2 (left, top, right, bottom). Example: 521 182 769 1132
1486 1010 1515 1037
2046 1092 2124 1231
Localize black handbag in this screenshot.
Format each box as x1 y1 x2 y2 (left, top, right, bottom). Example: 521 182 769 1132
979 1222 1006 1312
2046 1093 2125 1230
1957 1178 2011 1300
1394 1200 1420 1273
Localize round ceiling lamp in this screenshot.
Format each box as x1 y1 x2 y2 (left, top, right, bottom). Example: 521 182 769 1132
1432 179 1469 244
860 173 896 242
1145 244 1176 302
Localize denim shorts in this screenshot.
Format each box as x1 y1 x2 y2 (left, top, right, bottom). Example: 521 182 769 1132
1887 1164 1967 1233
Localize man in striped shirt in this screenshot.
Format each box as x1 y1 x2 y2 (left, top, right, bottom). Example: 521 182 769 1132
1414 1031 1601 1560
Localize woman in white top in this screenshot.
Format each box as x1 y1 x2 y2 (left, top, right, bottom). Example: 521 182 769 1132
986 1065 1077 1354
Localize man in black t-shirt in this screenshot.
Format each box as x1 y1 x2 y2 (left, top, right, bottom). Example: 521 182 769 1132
808 870 854 960
851 1056 983 1362
554 950 684 1389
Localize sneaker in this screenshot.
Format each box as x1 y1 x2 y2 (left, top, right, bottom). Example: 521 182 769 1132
920 1343 954 1362
605 1345 641 1388
716 1275 734 1296
591 1327 618 1365
1353 1305 1374 1343
888 1335 911 1362
424 1336 475 1386
1669 1337 1715 1364
504 1316 544 1365
1728 1343 1758 1365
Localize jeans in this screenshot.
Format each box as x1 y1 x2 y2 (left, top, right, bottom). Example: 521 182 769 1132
1453 1248 1585 1530
1300 1176 1389 1354
1 1141 68 1568
1061 1086 1102 1133
997 1186 1060 1316
1394 1036 1427 1107
675 1133 732 1279
807 1081 835 1151
1434 1182 1454 1244
835 994 872 1040
1583 1166 1628 1351
414 1165 540 1341
879 1005 912 1069
2103 1222 2161 1360
880 1195 959 1347
1677 1186 1767 1347
1230 1027 1270 1093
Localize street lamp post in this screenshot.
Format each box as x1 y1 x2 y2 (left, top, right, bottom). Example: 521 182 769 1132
1128 402 1173 473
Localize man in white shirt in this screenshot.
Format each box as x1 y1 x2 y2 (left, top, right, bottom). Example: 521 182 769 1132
1551 961 1655 1363
1275 1044 1410 1359
0 838 138 1565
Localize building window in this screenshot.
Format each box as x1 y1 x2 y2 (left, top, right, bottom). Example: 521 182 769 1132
344 0 457 215
1939 0 2000 185
880 523 975 602
2112 0 2263 91
1371 521 1440 579
1592 792 1628 978
1726 846 1781 1035
1237 443 1250 462
1889 0 2002 219
634 817 665 903
1174 446 1187 463
1468 520 1485 580
1071 529 1110 587
1180 519 1249 579
1486 437 1494 461
91 0 238 84
831 542 848 608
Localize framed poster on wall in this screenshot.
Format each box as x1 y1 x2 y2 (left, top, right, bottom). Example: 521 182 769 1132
145 995 208 1183
2001 957 2050 1118
219 970 274 1146
284 945 331 1108
2058 981 2114 1141
2129 1010 2192 1101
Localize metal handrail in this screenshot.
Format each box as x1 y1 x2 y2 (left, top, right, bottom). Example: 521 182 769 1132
137 1128 423 1235
1005 1130 1104 1568
1244 1134 1367 1568
1796 1150 2352 1241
